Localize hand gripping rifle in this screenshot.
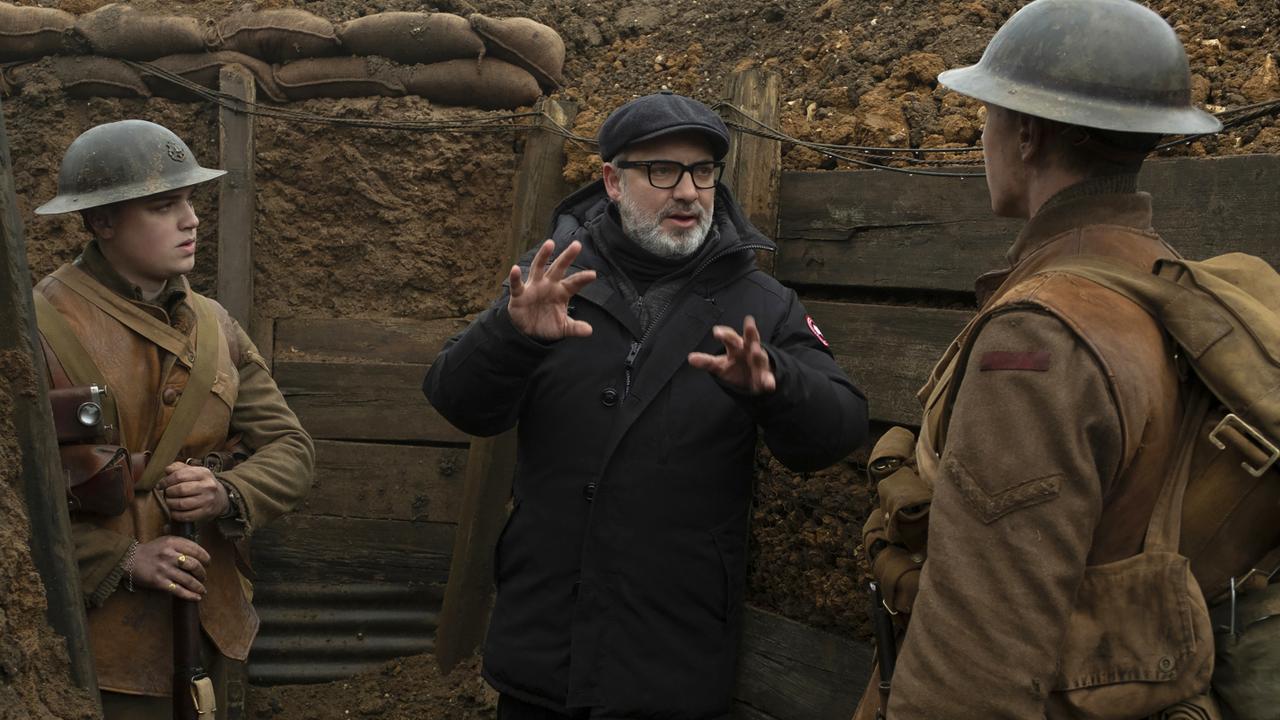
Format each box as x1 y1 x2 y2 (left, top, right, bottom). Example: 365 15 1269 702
173 445 248 719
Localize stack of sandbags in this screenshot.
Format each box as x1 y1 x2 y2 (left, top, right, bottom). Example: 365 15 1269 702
0 3 565 111
0 4 80 61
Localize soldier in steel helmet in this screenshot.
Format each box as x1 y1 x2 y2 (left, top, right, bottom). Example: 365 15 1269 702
855 0 1232 717
32 120 314 719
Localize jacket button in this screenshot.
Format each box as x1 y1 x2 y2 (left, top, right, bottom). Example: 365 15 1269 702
600 388 618 407
583 482 597 502
162 387 180 405
1158 656 1175 672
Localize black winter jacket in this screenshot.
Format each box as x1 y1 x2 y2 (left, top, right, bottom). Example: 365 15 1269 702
423 182 868 719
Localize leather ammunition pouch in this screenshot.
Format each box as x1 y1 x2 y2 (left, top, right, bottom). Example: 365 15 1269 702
61 444 146 516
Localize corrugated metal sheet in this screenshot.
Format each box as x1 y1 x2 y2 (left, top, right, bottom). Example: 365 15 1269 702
248 582 442 685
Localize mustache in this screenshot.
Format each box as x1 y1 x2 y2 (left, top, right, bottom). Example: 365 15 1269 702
660 201 705 219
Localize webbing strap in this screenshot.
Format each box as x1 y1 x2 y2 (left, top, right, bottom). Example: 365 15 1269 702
52 265 190 358
137 295 220 491
33 291 121 439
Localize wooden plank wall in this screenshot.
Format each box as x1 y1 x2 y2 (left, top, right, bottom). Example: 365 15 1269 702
779 154 1280 427
249 316 469 683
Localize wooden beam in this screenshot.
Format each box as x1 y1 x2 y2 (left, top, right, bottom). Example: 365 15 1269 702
722 69 782 274
435 97 578 674
251 515 456 586
0 97 99 702
776 154 1280 292
806 301 972 426
217 64 256 330
274 359 468 443
733 605 874 720
275 316 468 366
300 440 466 523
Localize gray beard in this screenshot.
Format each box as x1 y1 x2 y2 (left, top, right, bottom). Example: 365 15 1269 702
616 190 713 259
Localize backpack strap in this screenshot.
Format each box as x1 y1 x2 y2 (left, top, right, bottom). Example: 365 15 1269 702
1145 384 1214 554
33 291 121 442
136 295 221 491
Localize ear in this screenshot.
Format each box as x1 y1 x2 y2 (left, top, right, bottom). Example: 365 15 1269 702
1018 113 1044 164
603 162 623 202
84 207 116 240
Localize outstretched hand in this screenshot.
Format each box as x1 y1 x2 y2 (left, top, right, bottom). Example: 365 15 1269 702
507 240 597 341
688 315 777 395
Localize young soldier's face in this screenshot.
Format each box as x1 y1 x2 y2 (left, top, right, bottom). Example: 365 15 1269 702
603 132 717 258
97 186 201 284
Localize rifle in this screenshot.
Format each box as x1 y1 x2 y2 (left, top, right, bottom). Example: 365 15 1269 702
172 515 214 719
173 446 247 719
869 581 897 720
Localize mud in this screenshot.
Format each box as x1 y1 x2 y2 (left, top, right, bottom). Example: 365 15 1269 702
0 350 99 720
246 654 496 720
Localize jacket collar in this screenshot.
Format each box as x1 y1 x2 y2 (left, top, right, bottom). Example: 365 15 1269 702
975 179 1174 306
76 239 189 311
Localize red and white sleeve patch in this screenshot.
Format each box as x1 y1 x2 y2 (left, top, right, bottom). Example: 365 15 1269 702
805 315 829 347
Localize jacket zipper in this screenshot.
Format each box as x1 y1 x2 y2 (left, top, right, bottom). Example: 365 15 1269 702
622 243 774 398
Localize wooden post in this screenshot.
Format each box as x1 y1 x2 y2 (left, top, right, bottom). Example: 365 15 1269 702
435 98 578 674
721 69 782 274
0 97 100 704
217 64 256 332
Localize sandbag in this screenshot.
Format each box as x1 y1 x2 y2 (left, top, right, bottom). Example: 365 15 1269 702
0 3 78 61
399 57 541 109
140 52 284 103
12 56 149 99
337 12 484 65
273 56 404 100
219 9 340 63
468 14 564 89
76 4 209 60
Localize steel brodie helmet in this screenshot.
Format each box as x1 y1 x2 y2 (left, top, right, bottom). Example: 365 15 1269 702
35 119 226 215
937 0 1222 136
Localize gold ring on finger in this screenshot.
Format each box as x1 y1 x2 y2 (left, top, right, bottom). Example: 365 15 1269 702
176 554 187 567
167 582 177 592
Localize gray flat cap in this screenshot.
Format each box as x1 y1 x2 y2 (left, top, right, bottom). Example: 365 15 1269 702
597 91 731 161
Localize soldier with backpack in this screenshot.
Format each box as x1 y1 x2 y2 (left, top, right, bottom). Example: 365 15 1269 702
855 0 1280 717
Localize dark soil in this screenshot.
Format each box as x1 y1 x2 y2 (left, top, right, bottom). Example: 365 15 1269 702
246 655 497 720
0 350 99 720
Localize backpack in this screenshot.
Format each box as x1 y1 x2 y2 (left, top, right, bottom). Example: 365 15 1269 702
1056 253 1280 720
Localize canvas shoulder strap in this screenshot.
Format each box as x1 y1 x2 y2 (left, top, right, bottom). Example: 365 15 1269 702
137 294 221 491
51 264 190 358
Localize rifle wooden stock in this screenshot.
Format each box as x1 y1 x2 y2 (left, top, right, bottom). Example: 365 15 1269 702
172 520 206 720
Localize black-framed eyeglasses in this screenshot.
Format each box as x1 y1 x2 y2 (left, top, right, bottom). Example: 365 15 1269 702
614 160 725 189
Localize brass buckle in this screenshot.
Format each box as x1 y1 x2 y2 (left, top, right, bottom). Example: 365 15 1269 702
1209 413 1280 478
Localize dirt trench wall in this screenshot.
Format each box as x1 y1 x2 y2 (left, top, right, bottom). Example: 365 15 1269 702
0 349 98 720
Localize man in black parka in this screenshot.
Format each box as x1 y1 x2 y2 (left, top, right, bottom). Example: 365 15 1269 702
423 92 868 720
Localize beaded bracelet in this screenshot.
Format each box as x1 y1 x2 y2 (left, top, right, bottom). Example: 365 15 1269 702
122 540 140 593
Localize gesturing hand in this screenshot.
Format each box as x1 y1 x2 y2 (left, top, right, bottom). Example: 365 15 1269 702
131 535 210 601
156 462 229 524
507 240 597 341
687 315 777 395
